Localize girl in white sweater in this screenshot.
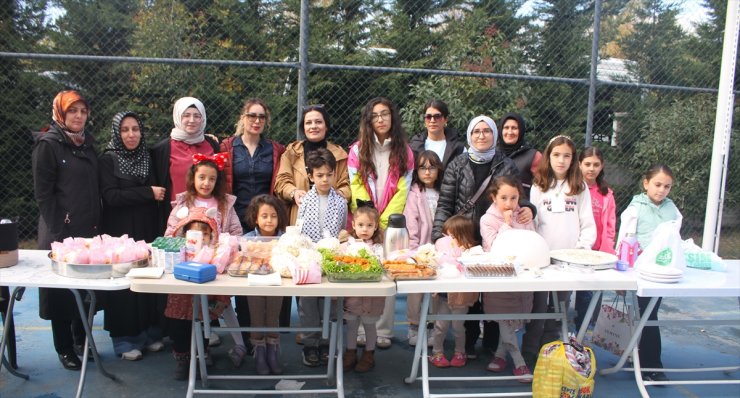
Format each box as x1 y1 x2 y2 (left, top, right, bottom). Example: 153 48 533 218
521 135 596 365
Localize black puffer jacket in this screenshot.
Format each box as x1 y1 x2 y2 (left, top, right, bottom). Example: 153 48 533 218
432 151 519 242
409 126 465 169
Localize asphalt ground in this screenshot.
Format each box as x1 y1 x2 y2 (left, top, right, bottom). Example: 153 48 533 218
1 289 738 398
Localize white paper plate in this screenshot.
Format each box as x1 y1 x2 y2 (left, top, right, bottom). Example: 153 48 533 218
638 264 684 277
126 267 164 279
639 274 681 283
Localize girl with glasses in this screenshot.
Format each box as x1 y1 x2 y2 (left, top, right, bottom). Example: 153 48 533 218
403 150 444 346
349 97 415 350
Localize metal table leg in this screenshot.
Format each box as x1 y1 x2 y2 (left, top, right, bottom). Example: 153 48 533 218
70 289 116 398
0 286 28 380
404 292 431 384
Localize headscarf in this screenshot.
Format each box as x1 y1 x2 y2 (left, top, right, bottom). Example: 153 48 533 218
105 111 150 179
466 115 498 164
497 112 527 157
52 90 89 146
170 97 207 144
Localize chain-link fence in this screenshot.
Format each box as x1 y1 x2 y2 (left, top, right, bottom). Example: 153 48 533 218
1 0 738 256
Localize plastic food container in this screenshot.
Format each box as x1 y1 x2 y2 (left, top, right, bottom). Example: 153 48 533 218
457 257 519 278
325 269 383 283
229 236 279 277
49 252 150 279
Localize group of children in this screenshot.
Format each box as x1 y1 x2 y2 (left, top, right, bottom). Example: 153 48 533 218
402 136 679 385
163 128 680 384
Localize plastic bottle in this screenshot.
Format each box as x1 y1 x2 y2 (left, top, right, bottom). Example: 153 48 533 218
617 233 641 267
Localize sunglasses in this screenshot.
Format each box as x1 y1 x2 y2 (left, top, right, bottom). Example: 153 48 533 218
303 104 325 112
424 113 444 121
244 113 267 122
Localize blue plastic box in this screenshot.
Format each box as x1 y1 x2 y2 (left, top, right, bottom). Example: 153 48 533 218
174 262 217 283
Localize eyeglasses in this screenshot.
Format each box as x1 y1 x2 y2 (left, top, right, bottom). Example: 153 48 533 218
245 113 267 122
371 111 391 122
472 128 493 137
302 104 325 112
418 166 437 173
424 113 444 121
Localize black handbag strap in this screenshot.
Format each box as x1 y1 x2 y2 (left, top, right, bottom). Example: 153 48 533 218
457 173 494 216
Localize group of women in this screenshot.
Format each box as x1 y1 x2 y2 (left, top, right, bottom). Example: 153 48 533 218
31 89 545 373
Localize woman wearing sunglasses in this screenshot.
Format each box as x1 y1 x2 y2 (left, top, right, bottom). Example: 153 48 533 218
409 99 465 170
220 98 288 347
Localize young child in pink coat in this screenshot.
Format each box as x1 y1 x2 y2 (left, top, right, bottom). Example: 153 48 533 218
403 150 443 346
480 175 535 383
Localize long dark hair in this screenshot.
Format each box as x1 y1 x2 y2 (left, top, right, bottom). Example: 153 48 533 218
184 161 228 217
412 150 443 191
357 97 409 180
534 135 584 196
579 147 610 195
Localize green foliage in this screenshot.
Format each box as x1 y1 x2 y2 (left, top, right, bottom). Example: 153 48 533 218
631 94 739 232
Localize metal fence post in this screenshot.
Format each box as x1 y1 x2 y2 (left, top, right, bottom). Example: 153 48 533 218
296 0 310 138
585 0 603 147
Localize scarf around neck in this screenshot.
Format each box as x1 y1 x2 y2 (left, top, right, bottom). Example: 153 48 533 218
105 111 151 179
52 90 89 146
466 115 497 164
170 97 207 144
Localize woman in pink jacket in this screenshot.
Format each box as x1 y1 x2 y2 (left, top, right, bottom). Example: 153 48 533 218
403 150 443 346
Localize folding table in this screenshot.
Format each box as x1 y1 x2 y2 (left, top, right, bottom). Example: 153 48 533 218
130 273 396 398
399 265 637 398
0 249 130 398
600 260 740 397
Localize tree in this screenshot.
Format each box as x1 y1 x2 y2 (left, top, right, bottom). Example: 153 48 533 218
527 0 593 142
0 0 58 240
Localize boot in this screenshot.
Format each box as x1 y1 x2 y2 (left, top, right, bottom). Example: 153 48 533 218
254 342 269 376
173 352 190 381
266 337 283 375
354 349 375 373
343 349 357 372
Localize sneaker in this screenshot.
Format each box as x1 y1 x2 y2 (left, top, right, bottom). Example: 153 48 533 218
208 332 221 347
450 351 467 367
319 344 330 365
302 347 320 367
146 341 165 352
486 356 507 373
642 372 668 386
513 365 533 383
356 335 366 347
408 328 419 346
429 352 450 368
228 344 247 367
121 349 143 361
377 337 392 349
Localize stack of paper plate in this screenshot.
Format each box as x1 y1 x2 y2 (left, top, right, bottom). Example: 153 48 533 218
637 264 683 283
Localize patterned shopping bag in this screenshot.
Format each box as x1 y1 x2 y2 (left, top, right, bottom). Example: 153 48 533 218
590 295 633 357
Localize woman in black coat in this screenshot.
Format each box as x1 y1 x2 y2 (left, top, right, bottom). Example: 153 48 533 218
432 115 535 361
32 90 100 370
99 111 166 360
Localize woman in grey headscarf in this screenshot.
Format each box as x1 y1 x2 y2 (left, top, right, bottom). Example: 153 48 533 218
431 115 535 360
99 111 166 360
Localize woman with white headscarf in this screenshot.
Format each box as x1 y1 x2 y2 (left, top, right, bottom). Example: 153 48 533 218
431 115 535 361
151 97 220 233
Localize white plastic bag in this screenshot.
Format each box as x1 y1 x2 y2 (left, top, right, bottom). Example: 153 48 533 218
634 221 686 270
